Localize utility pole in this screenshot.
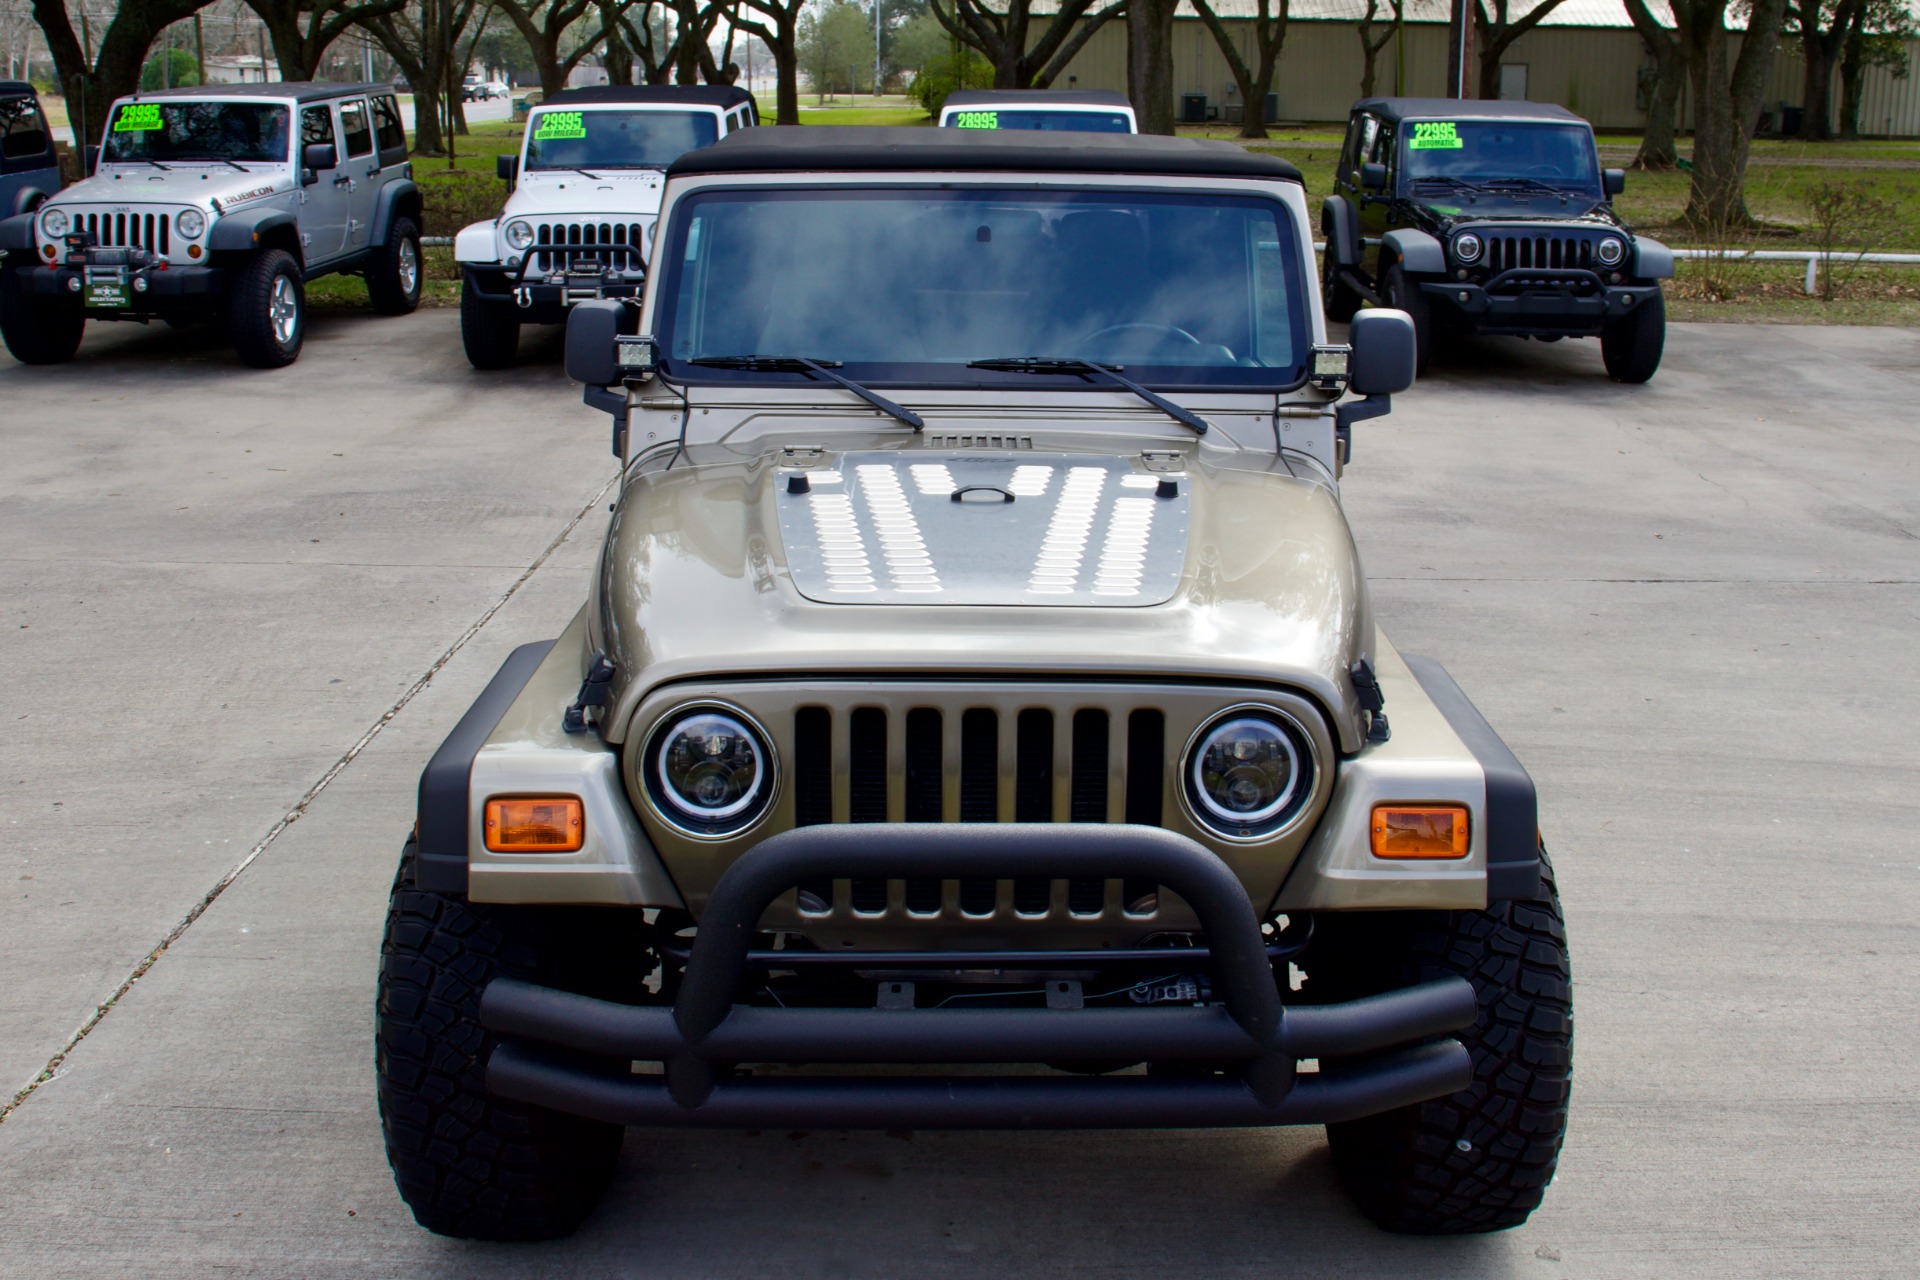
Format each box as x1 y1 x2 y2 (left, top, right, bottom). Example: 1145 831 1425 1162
1445 0 1473 98
195 15 206 84
873 0 882 98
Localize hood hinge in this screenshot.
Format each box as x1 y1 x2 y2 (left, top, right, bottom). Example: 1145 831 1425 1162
1350 660 1390 744
563 652 617 734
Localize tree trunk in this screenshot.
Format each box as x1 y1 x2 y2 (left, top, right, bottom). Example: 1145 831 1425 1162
1677 0 1786 231
1357 0 1395 100
772 36 800 123
1622 0 1683 169
1838 8 1869 138
412 83 446 154
32 0 216 151
1798 36 1835 139
1127 0 1178 135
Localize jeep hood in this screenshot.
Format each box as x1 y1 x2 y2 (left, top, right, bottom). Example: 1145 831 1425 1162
590 442 1374 752
55 166 288 212
510 170 665 218
1422 194 1612 224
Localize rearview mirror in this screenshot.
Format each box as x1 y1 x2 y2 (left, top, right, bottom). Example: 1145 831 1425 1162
1603 167 1626 196
496 153 519 184
1348 309 1416 396
1360 162 1387 191
566 300 626 387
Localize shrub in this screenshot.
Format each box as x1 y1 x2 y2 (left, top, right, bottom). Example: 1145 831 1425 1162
417 169 505 238
911 50 994 118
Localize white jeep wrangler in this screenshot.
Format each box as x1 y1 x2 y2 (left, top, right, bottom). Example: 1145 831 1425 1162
453 85 755 369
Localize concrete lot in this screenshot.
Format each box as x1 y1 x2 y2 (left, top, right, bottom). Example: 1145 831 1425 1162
0 313 1915 1277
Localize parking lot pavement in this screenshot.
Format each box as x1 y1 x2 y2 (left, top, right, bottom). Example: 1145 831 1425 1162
1 319 1916 1277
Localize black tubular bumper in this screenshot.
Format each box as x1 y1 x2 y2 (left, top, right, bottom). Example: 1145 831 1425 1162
21 262 224 299
481 824 1477 1130
1422 274 1658 334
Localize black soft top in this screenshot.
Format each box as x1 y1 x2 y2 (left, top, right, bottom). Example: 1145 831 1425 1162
1356 97 1588 126
118 82 395 104
669 127 1301 182
942 90 1133 111
542 84 756 116
1 81 38 99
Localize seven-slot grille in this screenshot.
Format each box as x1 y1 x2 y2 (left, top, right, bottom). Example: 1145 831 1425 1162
790 704 1168 923
531 220 645 274
66 210 172 255
1482 233 1597 274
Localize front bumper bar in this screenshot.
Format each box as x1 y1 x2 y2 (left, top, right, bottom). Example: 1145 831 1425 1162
1423 271 1658 335
481 824 1476 1130
20 261 223 301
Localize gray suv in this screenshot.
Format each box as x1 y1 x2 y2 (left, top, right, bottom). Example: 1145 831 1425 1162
0 83 423 368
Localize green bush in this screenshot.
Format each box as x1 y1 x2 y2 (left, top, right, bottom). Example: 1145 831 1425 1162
911 51 994 118
417 168 505 237
139 49 201 91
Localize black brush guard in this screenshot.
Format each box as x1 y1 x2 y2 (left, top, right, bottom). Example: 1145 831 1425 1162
481 824 1476 1129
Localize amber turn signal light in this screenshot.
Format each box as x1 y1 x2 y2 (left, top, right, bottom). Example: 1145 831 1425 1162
484 797 584 852
1370 805 1470 859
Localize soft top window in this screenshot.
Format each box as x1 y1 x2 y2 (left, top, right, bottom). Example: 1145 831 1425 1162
102 100 289 164
944 109 1131 133
657 186 1308 392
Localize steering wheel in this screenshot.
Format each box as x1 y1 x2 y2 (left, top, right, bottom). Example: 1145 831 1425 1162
1079 322 1203 350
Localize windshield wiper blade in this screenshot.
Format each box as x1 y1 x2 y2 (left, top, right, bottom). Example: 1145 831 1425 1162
688 355 924 431
968 357 1208 435
178 154 249 172
114 156 171 172
1481 177 1571 195
1412 175 1492 194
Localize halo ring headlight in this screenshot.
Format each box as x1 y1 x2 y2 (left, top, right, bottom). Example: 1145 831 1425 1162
1182 708 1316 839
504 219 535 251
176 208 206 239
1596 236 1626 266
1453 231 1483 264
641 705 776 836
40 207 68 239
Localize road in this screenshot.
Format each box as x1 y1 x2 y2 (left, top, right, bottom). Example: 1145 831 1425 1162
0 313 1916 1277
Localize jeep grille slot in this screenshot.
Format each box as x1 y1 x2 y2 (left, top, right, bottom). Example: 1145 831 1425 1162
785 703 1173 926
1484 234 1596 274
76 211 170 255
532 220 644 274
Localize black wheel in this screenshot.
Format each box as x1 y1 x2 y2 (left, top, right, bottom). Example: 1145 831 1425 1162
1 266 85 364
377 842 625 1240
1307 849 1572 1234
1384 263 1432 376
368 215 424 315
460 276 521 369
1601 288 1664 384
1322 253 1362 324
227 248 304 368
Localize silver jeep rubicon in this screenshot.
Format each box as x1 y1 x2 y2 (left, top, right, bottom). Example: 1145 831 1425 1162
377 129 1572 1241
0 83 422 368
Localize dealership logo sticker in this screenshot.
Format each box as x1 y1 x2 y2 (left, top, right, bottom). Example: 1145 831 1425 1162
1410 121 1463 149
114 103 164 132
535 111 587 140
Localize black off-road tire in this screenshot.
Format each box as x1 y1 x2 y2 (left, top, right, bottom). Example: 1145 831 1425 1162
227 248 304 368
460 277 520 370
1385 263 1432 376
376 843 624 1240
1308 849 1572 1234
1 266 85 364
1322 253 1363 324
367 215 424 315
1601 288 1665 384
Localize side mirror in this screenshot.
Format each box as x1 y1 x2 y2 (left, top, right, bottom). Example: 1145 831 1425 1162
1348 309 1417 396
566 299 626 387
1360 161 1387 192
1603 167 1626 196
496 153 519 184
302 142 337 172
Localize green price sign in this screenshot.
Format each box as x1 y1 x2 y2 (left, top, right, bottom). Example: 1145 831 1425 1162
535 111 586 140
1409 120 1462 150
114 103 164 133
953 111 999 130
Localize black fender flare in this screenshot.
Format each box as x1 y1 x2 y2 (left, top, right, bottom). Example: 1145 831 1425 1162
370 179 422 246
1381 227 1445 276
209 208 302 266
1630 234 1675 280
1321 195 1361 270
9 186 52 218
0 211 34 254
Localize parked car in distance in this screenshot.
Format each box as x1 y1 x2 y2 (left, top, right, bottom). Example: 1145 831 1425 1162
938 89 1137 133
0 82 62 218
453 84 756 370
0 82 422 368
1320 97 1671 382
379 127 1571 1244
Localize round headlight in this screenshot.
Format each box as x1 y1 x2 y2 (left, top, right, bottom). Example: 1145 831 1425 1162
644 708 773 833
40 207 68 239
1453 232 1483 264
1185 712 1312 837
176 208 206 239
504 219 534 251
1596 236 1625 266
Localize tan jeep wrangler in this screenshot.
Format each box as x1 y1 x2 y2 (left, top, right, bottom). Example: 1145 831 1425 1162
376 129 1571 1241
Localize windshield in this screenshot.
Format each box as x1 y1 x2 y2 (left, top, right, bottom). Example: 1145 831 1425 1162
524 109 719 170
657 188 1308 390
102 101 289 164
1401 121 1599 193
944 109 1132 133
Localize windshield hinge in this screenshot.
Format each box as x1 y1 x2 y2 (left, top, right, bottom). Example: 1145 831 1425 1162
563 652 617 734
1351 660 1390 744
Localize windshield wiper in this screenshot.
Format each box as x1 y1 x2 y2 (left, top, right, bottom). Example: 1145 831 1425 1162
1481 177 1575 196
687 356 924 431
112 156 171 172
177 154 249 172
1411 175 1493 195
967 357 1208 436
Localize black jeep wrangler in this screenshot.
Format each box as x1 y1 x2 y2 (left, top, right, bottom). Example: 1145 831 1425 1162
1321 98 1672 383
